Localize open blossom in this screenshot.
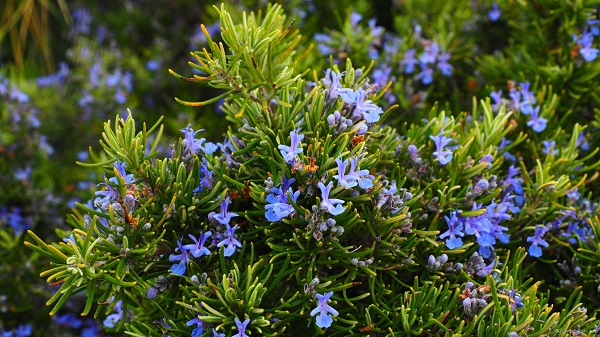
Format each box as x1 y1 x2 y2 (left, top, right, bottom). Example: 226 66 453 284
430 131 453 165
169 239 190 275
183 231 212 258
318 181 345 215
340 88 383 123
186 316 204 337
278 127 304 164
526 225 550 258
310 291 338 329
333 156 370 189
213 196 238 226
232 317 250 337
180 123 213 157
265 176 300 222
402 49 418 74
217 224 242 257
488 3 501 22
110 159 135 185
526 106 547 132
322 68 344 101
440 210 464 249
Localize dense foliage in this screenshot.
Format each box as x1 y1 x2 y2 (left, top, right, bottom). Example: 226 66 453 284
3 1 600 336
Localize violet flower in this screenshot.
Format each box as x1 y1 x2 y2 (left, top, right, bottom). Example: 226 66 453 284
317 181 345 216
310 291 338 329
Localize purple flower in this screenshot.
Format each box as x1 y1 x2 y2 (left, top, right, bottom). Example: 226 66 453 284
183 231 212 258
526 225 550 258
146 58 162 71
317 181 345 216
232 317 250 337
193 164 214 193
350 11 362 26
437 52 453 76
322 69 344 101
430 131 453 165
577 31 599 62
103 300 123 328
420 42 439 65
439 210 464 249
213 329 225 337
526 106 547 132
95 178 119 207
310 291 338 329
186 317 203 337
508 289 523 313
408 144 419 160
213 196 238 226
265 177 300 222
109 159 135 185
418 66 434 85
576 131 589 150
402 49 418 74
278 127 304 164
180 123 210 157
13 166 32 181
169 239 191 275
541 140 558 156
342 88 384 123
488 3 501 22
217 224 242 257
490 90 503 111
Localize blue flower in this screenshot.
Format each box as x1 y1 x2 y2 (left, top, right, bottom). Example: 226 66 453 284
186 317 203 337
278 127 304 164
0 207 30 234
322 69 343 103
193 163 214 193
183 231 212 258
488 3 501 22
542 140 558 156
232 317 250 337
310 291 338 329
503 165 524 195
217 224 242 257
103 300 123 328
419 42 439 65
350 11 362 27
526 106 547 132
265 177 300 222
341 88 383 123
317 181 345 216
490 90 503 111
169 239 190 275
439 210 464 249
437 52 453 76
418 66 434 85
526 225 550 258
213 196 238 226
213 329 225 337
333 157 355 189
109 159 135 185
508 289 523 313
576 30 599 62
430 131 453 165
402 49 418 74
180 123 211 157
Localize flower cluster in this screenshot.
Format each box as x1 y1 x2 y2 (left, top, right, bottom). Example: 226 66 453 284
402 39 453 85
489 82 547 132
573 19 600 62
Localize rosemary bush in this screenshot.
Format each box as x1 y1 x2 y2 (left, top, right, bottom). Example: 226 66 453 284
1 1 600 336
